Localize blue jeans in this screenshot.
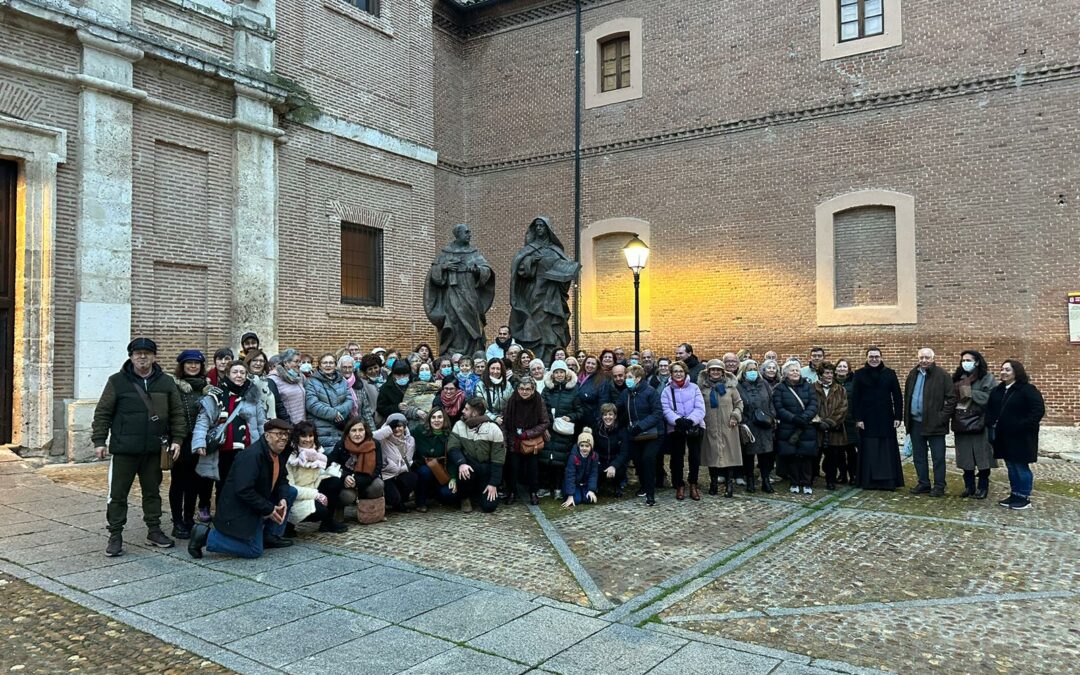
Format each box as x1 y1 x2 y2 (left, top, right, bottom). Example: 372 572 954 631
1005 462 1033 498
909 422 946 490
570 486 591 505
206 486 297 559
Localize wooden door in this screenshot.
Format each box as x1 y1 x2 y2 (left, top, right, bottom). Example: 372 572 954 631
0 160 15 444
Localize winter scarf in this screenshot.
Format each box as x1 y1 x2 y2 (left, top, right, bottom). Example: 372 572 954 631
345 437 377 476
504 391 545 429
220 378 253 450
464 414 489 430
275 363 301 385
439 388 465 418
708 379 728 408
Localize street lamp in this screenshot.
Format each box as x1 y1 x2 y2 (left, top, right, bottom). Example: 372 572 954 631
622 234 650 352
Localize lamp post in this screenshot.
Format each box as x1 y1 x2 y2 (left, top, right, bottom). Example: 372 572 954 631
622 234 650 352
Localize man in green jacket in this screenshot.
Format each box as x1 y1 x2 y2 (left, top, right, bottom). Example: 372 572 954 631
92 337 187 556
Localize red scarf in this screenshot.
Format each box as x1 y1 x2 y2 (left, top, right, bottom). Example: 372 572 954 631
439 388 465 418
345 437 377 476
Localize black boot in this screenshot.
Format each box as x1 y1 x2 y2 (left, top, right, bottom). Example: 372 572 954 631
709 474 719 496
961 470 976 498
974 469 990 499
725 471 734 498
760 469 774 494
745 470 756 494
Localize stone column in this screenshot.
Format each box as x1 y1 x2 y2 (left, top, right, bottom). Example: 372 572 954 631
231 1 279 353
66 25 142 460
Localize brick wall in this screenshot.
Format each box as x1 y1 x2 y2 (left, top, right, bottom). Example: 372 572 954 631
433 0 1080 423
833 206 898 307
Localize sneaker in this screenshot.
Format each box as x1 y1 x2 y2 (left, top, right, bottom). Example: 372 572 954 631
1009 497 1032 510
998 494 1019 508
197 507 212 523
105 533 123 557
460 499 474 513
735 477 746 486
636 489 648 498
646 498 656 507
802 486 814 495
536 489 551 498
146 529 175 548
789 486 800 494
553 489 563 500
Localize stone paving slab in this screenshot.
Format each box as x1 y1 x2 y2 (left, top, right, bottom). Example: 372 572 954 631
0 534 105 565
399 646 530 675
15 495 103 518
347 575 478 622
226 608 387 668
0 516 58 539
0 524 91 552
56 554 191 592
90 567 233 607
297 564 422 605
468 605 608 666
645 640 781 675
130 578 275 624
254 553 371 590
541 623 686 675
178 591 331 645
205 544 328 576
402 588 540 643
25 549 148 577
288 625 454 675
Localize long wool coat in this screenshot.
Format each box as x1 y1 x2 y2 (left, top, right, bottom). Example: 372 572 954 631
697 372 744 469
737 377 775 456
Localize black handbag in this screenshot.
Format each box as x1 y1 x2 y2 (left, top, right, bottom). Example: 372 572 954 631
952 407 985 434
752 407 775 429
669 386 703 438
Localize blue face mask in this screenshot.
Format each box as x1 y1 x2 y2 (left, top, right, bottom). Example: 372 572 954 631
287 368 298 378
630 359 639 366
441 367 453 377
625 377 636 389
419 371 432 382
453 365 460 374
961 361 976 373
299 363 313 374
395 376 410 386
386 357 396 368
745 370 759 382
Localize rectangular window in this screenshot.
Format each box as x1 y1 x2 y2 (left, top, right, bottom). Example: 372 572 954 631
839 0 884 42
340 222 383 306
348 0 380 17
600 35 631 93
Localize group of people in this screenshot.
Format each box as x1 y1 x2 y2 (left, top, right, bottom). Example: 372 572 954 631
90 329 1046 560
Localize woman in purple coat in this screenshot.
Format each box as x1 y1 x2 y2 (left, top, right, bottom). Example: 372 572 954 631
660 361 707 501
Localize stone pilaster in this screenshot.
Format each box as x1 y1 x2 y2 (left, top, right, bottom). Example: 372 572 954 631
67 28 142 460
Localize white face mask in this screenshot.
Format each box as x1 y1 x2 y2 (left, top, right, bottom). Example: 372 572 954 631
490 376 503 384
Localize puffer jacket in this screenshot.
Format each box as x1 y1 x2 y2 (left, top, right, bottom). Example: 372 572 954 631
773 377 820 457
447 418 506 486
304 370 353 449
660 378 706 433
541 372 583 467
191 381 266 452
90 362 186 455
374 415 416 480
615 383 664 441
269 370 306 423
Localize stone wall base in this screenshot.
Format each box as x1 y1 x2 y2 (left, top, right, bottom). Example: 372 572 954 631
64 399 100 463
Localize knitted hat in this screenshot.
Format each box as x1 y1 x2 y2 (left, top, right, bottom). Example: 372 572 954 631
550 360 568 373
577 427 594 448
127 337 157 355
176 349 205 364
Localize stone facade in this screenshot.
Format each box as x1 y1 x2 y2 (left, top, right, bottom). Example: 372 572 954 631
0 0 1077 459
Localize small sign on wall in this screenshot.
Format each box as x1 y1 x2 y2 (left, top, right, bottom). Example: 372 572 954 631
1070 293 1080 344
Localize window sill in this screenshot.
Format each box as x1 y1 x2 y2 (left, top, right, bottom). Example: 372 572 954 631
323 0 393 38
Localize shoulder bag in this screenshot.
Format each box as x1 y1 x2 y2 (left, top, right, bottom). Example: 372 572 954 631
131 381 172 469
424 441 451 486
519 435 545 455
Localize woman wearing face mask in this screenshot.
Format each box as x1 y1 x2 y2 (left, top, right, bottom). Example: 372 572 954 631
270 348 307 424
661 360 707 501
475 358 514 426
437 357 455 382
985 359 1044 510
502 378 550 505
373 413 420 512
299 353 315 375
698 359 745 497
192 361 267 501
617 364 664 506
951 351 998 499
377 360 413 422
401 362 441 422
737 359 777 494
305 353 354 450
833 358 859 484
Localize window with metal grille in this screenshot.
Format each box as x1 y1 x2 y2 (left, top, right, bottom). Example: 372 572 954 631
839 0 884 42
348 0 380 17
600 35 631 92
340 222 383 306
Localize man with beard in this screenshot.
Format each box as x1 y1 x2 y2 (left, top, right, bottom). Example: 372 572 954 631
486 325 518 361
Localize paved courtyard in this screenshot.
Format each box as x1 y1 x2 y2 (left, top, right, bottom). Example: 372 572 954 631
2 447 1078 674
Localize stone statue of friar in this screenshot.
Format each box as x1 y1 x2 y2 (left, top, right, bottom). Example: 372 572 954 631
508 216 581 364
424 223 496 357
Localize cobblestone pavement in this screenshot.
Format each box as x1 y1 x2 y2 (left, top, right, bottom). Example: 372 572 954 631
0 573 231 674
6 447 1080 674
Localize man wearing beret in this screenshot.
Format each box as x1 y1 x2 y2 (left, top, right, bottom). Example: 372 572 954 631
92 337 187 557
188 418 298 559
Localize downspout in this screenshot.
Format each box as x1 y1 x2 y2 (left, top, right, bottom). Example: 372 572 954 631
572 0 583 350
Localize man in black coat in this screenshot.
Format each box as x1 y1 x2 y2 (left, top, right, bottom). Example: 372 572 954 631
903 348 957 497
851 347 905 490
188 419 297 559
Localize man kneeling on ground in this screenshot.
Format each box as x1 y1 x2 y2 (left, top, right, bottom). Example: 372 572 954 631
189 419 297 558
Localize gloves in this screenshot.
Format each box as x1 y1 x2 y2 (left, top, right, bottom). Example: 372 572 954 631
674 417 692 433
630 425 643 436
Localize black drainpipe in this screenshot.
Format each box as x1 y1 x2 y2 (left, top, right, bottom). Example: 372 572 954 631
572 0 583 350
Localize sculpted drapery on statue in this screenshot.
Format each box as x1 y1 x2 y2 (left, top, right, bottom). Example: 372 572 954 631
424 224 496 357
508 216 581 364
